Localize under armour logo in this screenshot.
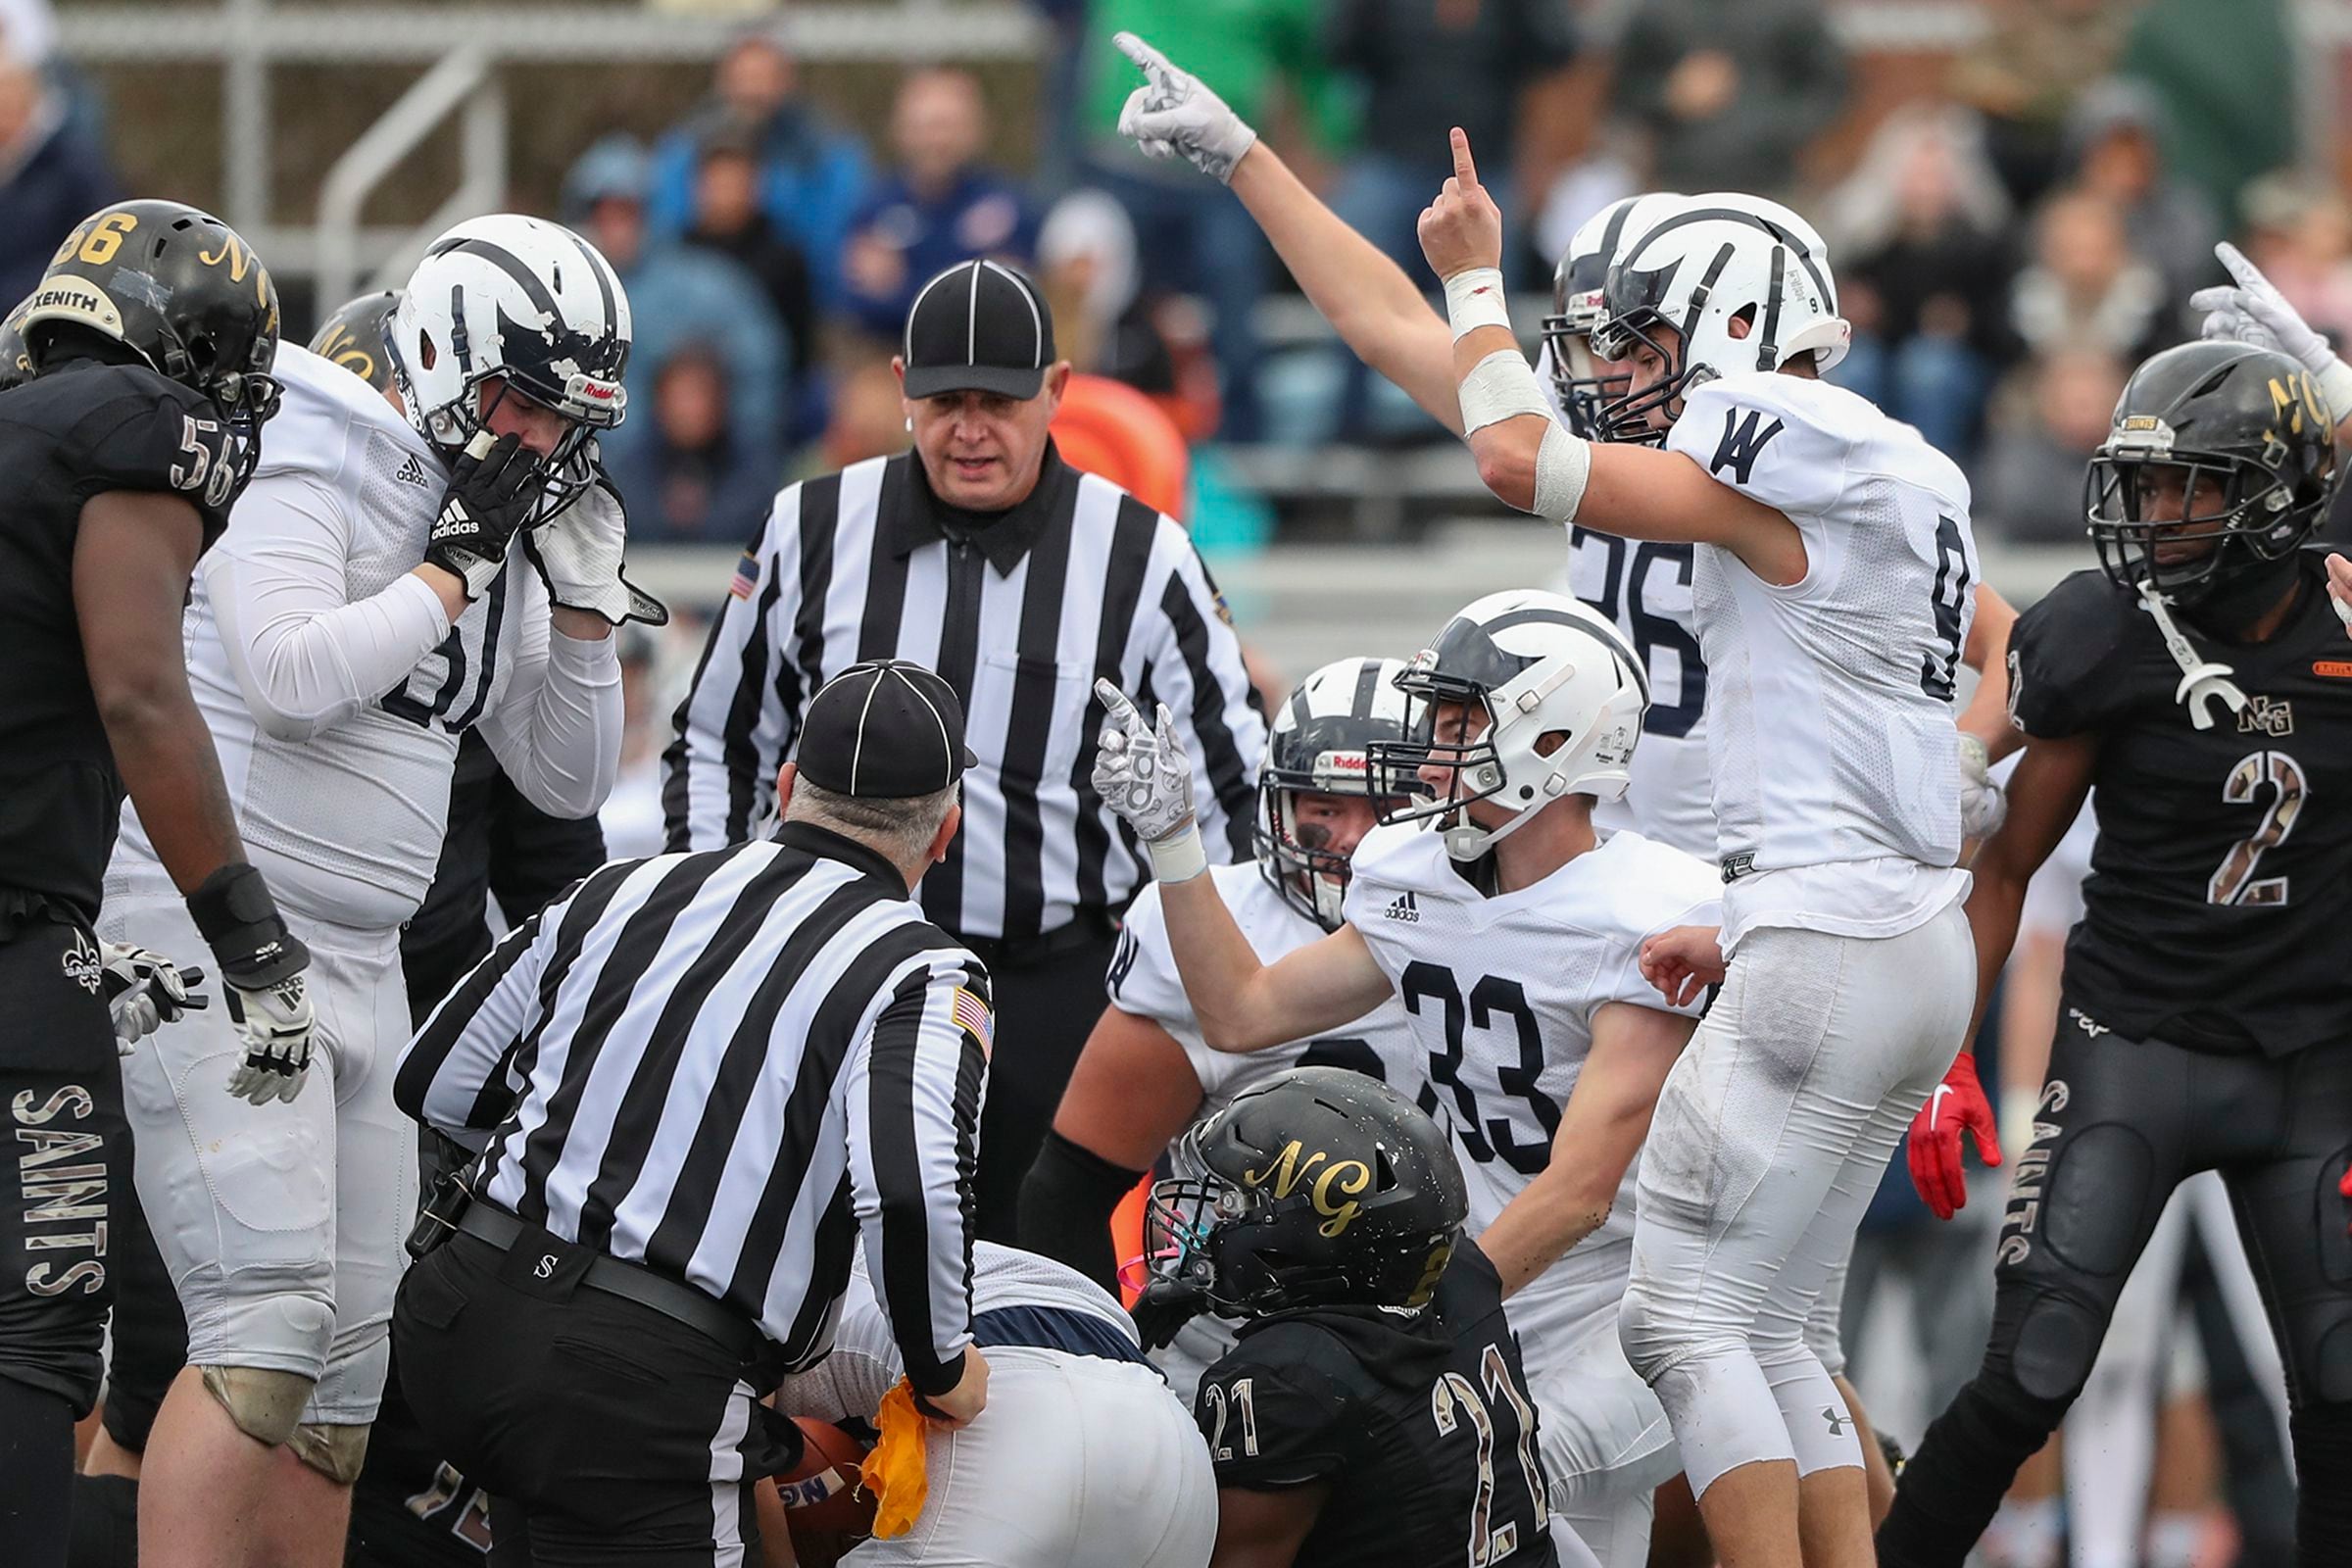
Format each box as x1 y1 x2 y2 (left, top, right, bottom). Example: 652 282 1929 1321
1822 1406 1849 1437
533 1254 556 1280
1708 408 1786 486
1385 892 1420 923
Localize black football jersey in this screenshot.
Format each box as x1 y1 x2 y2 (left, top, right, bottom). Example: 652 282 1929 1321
0 358 236 924
1196 1248 1558 1568
347 1361 493 1564
2009 552 2352 1054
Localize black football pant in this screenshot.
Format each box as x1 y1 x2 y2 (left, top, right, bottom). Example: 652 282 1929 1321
395 1232 798 1567
0 915 132 1568
966 923 1118 1243
1878 1015 2352 1567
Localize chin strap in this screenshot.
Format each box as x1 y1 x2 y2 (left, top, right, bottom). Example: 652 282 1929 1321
2136 580 2249 730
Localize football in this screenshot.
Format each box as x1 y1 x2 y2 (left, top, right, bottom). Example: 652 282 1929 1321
773 1417 877 1537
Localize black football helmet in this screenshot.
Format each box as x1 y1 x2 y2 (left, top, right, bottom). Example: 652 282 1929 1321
25 201 281 424
1147 1067 1467 1318
309 290 399 393
1254 658 1411 932
0 295 29 391
2086 340 2337 609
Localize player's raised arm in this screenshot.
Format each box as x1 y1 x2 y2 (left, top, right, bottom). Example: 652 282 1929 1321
1112 32 1464 433
1417 129 1811 586
1091 681 1393 1051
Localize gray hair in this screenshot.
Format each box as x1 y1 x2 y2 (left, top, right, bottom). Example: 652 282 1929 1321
785 777 959 869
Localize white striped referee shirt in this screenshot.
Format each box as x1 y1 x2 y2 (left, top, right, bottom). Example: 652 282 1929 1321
662 445 1265 941
392 821 989 1394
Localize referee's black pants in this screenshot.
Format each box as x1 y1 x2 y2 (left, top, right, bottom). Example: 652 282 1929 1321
1879 1018 2352 1567
964 921 1119 1243
394 1232 798 1568
0 913 130 1568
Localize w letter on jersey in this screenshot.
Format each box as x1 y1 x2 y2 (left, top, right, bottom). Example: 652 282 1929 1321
1709 408 1786 486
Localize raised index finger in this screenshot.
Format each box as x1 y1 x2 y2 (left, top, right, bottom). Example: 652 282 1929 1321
1449 127 1480 190
1114 31 1175 86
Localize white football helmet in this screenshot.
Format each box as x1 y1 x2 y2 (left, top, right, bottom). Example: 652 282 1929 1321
386 214 631 522
1371 590 1649 861
1255 657 1412 931
1541 191 1683 441
1590 191 1848 440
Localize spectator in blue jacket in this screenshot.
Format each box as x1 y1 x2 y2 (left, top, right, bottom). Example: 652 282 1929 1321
0 40 117 307
646 25 872 310
564 135 787 501
840 67 1040 342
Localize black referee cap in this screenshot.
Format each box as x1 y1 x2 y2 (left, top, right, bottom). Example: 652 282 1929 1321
901 259 1057 401
798 661 976 800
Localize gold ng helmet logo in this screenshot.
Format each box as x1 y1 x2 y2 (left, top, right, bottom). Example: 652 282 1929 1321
1241 1139 1373 1239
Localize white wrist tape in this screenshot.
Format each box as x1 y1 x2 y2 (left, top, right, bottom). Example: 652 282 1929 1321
1533 418 1592 523
1457 349 1552 437
1147 824 1208 884
2319 357 2352 425
1444 268 1512 341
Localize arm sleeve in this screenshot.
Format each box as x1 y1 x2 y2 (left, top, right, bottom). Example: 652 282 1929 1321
1198 1340 1350 1487
1591 889 1723 1024
195 471 453 742
394 893 563 1132
475 580 625 818
1138 525 1266 862
842 954 991 1397
662 490 808 851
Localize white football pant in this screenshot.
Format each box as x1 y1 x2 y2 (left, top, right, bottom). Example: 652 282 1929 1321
101 885 413 1427
1619 904 1975 1497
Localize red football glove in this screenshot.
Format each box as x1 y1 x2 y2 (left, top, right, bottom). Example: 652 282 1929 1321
1906 1051 2002 1221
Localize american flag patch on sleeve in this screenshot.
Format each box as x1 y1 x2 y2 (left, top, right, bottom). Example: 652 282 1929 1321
728 550 762 600
950 987 993 1055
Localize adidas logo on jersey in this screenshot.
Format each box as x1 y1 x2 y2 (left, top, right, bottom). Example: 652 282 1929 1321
1384 892 1420 923
394 454 431 490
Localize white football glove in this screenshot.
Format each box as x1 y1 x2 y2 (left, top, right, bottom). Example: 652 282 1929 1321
1956 733 2006 841
1114 32 1258 185
1092 679 1206 880
98 943 207 1054
223 972 317 1105
526 472 669 628
2190 241 2352 421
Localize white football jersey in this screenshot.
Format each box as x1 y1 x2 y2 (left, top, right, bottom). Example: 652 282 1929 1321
1341 819 1720 1375
1109 860 1421 1400
1667 372 1977 948
1539 340 1718 861
113 344 562 929
1568 529 1717 860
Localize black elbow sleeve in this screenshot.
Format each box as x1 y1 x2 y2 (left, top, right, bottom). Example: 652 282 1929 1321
1017 1130 1146 1293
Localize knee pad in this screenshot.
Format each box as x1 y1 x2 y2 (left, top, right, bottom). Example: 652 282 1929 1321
2000 1289 2106 1408
199 1364 314 1448
287 1421 369 1486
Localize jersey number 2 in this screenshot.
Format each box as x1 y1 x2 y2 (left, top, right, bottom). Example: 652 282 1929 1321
1430 1343 1548 1568
2209 749 2307 906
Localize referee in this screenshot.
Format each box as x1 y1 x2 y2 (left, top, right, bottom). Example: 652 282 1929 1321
664 257 1264 1238
392 659 993 1567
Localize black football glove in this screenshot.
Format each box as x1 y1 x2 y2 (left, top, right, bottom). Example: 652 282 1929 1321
426 430 537 600
1130 1276 1210 1351
186 863 318 1105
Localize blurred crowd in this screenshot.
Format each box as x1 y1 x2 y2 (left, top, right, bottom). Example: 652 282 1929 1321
3 0 2334 554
